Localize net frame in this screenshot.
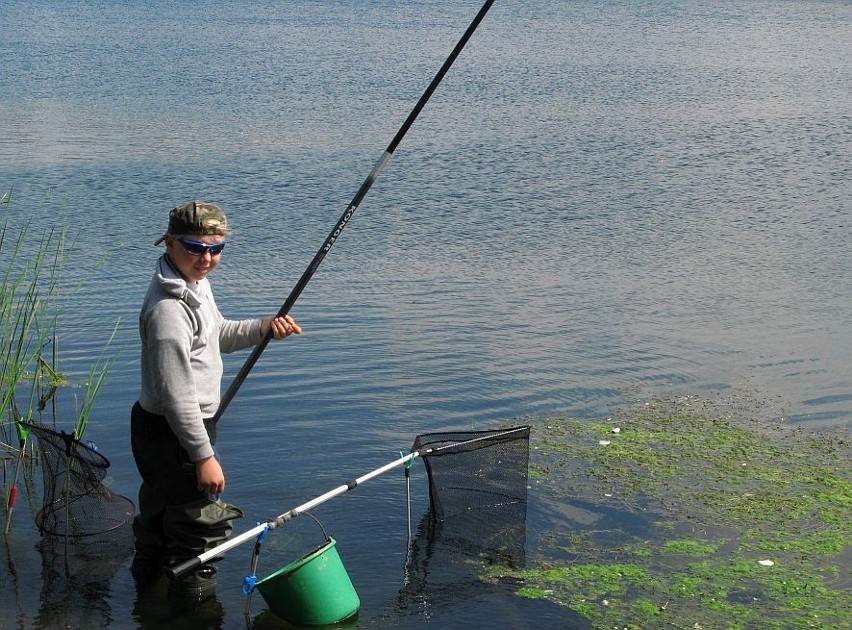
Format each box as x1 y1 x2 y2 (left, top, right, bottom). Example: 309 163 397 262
412 425 531 521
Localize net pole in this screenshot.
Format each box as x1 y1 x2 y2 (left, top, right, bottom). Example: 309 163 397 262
211 0 497 423
168 451 421 578
169 425 530 577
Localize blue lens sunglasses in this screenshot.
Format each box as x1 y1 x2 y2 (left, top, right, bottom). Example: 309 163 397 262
178 238 226 257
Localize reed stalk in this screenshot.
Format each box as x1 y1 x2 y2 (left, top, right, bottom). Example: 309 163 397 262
0 214 63 434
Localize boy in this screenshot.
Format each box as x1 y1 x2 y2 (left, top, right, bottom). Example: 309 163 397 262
130 201 301 602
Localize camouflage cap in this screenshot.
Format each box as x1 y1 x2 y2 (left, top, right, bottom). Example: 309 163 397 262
154 201 229 245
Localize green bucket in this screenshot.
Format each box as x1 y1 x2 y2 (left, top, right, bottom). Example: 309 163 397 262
255 537 360 626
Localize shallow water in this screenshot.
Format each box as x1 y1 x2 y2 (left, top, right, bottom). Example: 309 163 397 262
1 0 850 627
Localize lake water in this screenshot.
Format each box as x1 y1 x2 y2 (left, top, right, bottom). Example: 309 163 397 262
1 0 850 628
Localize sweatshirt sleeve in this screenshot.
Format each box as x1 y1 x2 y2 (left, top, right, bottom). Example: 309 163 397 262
142 300 215 462
218 317 264 353
205 284 264 353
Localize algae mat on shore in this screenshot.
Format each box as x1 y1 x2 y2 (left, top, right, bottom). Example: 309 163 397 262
493 397 851 629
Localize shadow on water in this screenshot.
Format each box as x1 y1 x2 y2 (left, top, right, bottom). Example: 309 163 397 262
363 507 588 630
131 577 227 630
32 525 134 629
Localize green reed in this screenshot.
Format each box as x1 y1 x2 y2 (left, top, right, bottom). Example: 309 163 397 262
1 191 113 443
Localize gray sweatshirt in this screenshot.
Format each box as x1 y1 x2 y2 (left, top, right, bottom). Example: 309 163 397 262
138 255 263 461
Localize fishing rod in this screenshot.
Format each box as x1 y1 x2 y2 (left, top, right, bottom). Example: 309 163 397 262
169 426 527 578
212 0 497 423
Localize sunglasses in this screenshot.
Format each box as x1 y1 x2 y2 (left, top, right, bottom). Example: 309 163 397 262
177 238 226 257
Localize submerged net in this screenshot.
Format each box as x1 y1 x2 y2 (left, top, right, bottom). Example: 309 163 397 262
18 424 133 624
25 423 135 538
381 425 531 624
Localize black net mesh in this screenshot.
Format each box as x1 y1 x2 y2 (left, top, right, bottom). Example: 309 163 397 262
25 423 135 538
412 425 530 521
410 426 530 568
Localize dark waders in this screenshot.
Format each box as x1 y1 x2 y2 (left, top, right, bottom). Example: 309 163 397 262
130 402 242 601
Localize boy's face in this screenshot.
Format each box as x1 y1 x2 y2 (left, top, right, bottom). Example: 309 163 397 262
164 233 225 283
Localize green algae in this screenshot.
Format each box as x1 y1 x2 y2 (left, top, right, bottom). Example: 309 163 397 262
487 396 851 629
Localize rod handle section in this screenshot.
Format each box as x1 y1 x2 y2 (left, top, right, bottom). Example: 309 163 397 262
167 556 202 579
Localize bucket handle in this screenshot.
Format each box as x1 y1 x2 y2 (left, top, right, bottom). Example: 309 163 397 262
242 512 332 598
304 512 332 544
